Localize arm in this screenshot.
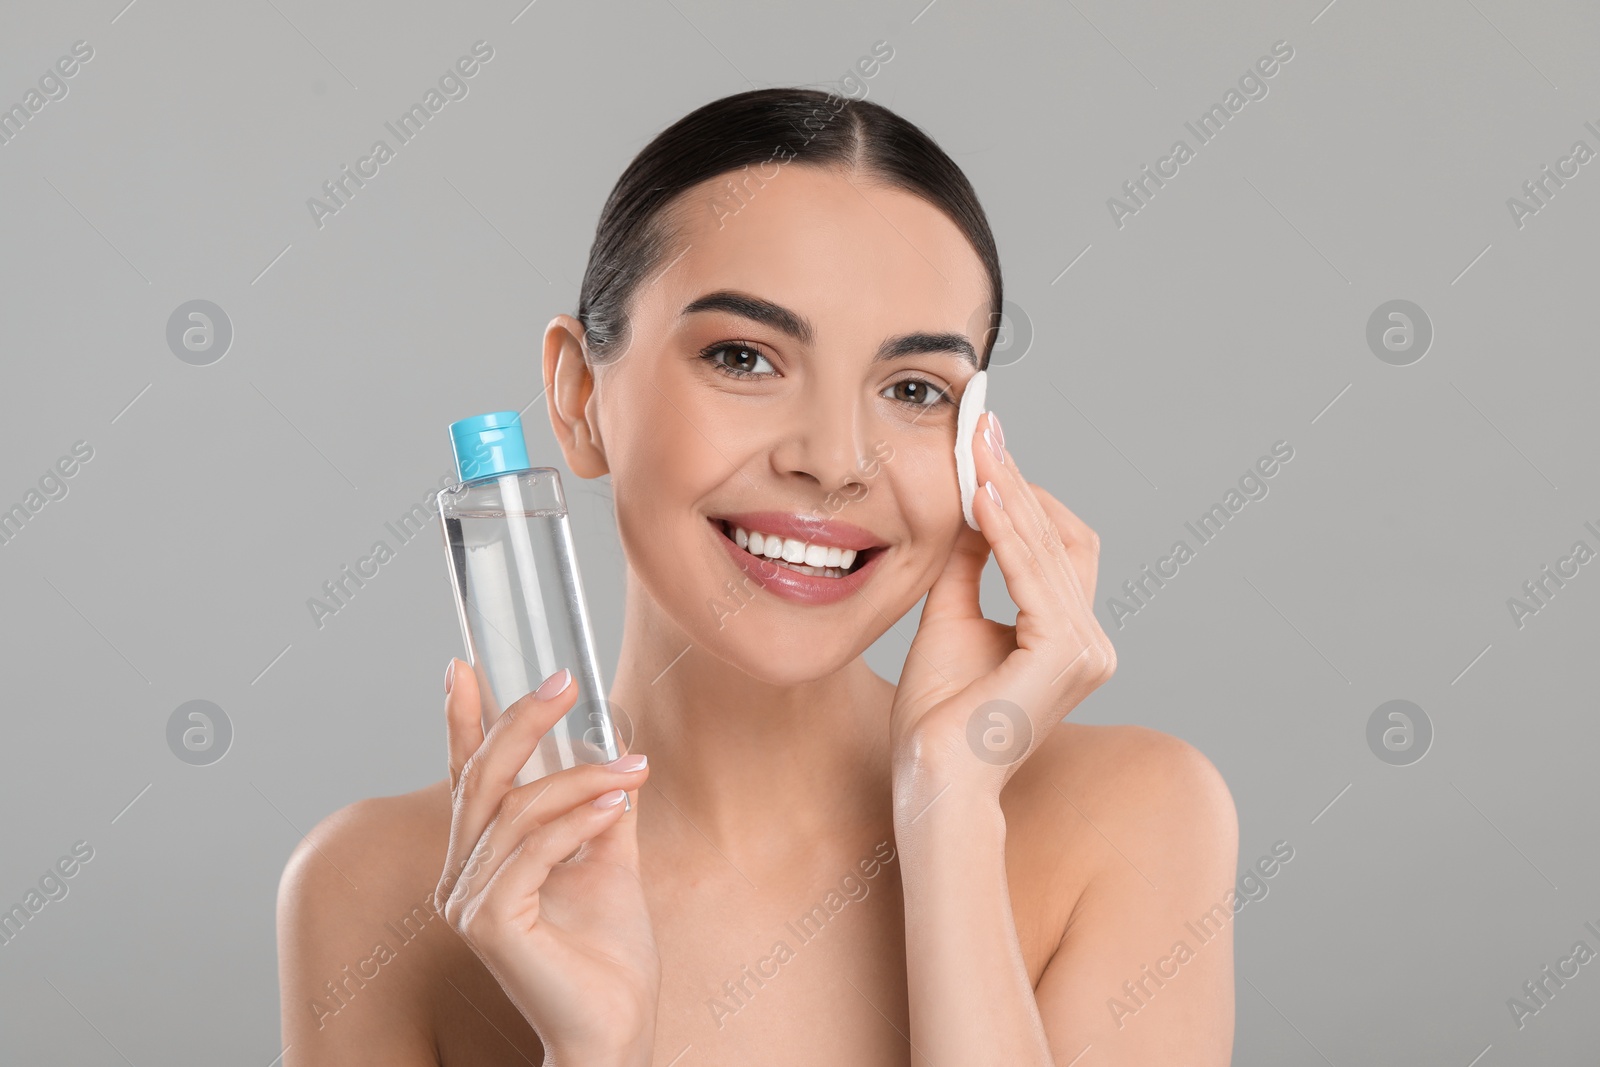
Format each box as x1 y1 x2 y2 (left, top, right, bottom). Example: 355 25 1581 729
891 407 1235 1062
894 770 1051 1064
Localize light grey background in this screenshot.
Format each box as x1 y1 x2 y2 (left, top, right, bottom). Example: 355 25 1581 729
2 0 1597 1062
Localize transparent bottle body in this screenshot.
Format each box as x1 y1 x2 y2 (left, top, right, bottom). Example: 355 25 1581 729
437 467 621 786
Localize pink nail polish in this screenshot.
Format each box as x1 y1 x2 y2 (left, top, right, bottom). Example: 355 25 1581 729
986 480 1002 509
592 789 627 809
984 426 1004 464
444 659 456 694
607 754 648 773
535 668 572 701
990 411 1005 450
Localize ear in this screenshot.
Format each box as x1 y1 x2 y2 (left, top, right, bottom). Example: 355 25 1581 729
543 314 609 478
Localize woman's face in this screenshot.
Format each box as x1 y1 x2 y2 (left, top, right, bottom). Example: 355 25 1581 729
568 164 992 686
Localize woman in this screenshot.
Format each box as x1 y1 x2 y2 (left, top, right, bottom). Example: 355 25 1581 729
277 86 1238 1066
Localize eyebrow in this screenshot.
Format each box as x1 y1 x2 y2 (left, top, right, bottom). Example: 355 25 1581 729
679 289 978 368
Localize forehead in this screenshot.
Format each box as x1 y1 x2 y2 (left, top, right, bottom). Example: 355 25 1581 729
649 164 990 343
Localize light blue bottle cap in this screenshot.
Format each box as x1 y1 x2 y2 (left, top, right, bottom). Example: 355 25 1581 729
449 411 530 482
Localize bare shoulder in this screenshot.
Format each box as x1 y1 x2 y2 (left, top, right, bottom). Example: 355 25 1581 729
1002 722 1239 963
277 777 455 932
1015 720 1235 827
275 778 461 1063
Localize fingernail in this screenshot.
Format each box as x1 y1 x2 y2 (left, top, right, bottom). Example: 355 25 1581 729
606 753 648 773
592 788 627 809
535 668 572 701
986 480 1002 509
984 426 1004 464
990 411 1005 450
445 659 456 694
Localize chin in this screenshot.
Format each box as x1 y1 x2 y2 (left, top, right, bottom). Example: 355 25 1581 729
695 603 871 686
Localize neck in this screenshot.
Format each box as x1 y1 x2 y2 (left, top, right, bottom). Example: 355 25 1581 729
607 570 896 861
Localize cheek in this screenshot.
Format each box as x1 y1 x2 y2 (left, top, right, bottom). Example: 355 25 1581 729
607 374 747 568
879 436 961 539
606 361 726 500
618 417 722 501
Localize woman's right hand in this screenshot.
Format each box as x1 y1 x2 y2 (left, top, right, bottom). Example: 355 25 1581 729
434 659 659 1066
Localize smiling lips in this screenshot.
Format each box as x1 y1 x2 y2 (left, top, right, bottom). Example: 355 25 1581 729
709 511 887 605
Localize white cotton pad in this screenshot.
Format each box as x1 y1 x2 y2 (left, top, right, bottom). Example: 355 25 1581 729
955 369 989 531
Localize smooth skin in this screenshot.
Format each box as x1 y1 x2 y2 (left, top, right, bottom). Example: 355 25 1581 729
277 163 1237 1066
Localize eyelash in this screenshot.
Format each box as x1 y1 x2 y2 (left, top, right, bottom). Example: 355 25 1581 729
696 341 955 409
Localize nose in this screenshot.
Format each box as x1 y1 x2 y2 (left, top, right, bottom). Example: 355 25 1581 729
768 380 869 499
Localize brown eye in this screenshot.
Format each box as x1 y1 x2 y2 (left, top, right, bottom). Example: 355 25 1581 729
699 342 775 378
882 378 951 408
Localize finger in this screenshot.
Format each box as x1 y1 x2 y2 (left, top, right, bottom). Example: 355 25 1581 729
971 474 1066 632
446 657 484 791
446 757 649 910
458 787 638 936
439 670 581 905
976 424 1111 683
973 413 1075 598
466 670 583 801
1016 485 1115 677
1029 485 1103 606
973 476 1114 710
1014 488 1117 696
579 775 645 871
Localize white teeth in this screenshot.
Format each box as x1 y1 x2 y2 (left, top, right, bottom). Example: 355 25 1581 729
790 562 846 576
721 522 873 579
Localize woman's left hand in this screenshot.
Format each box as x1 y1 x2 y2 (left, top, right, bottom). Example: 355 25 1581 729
888 409 1116 798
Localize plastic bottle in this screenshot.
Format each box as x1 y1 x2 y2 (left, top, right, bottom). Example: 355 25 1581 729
437 411 625 800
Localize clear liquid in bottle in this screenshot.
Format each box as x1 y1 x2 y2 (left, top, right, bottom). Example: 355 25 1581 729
438 413 623 788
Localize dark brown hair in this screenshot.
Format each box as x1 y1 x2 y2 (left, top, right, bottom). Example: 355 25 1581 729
576 86 1003 370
